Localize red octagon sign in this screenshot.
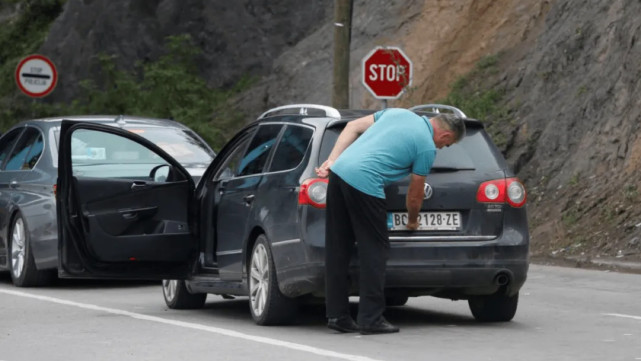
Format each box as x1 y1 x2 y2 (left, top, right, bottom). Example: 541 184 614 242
362 46 413 99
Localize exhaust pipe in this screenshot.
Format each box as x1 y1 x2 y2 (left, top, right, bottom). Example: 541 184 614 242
494 272 510 286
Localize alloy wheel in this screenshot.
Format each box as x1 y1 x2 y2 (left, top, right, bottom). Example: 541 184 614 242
162 280 178 302
249 243 269 317
10 218 26 279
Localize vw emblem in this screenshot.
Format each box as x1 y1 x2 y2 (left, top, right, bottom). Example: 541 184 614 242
423 182 433 200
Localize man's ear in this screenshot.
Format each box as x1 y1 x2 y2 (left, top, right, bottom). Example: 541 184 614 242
437 131 452 143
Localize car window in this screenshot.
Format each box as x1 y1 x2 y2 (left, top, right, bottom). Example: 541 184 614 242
71 129 169 179
214 137 252 181
23 131 44 170
0 128 24 169
5 128 42 171
237 124 283 177
53 125 214 168
269 125 313 172
320 124 504 171
124 127 214 166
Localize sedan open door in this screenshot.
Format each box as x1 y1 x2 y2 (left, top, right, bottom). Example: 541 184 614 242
57 120 198 280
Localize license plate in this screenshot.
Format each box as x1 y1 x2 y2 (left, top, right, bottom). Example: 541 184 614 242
387 212 461 231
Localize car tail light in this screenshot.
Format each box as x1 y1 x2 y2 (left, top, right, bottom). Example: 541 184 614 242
53 184 57 197
298 178 329 208
476 178 527 208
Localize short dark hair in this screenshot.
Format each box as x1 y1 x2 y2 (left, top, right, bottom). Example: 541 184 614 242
433 113 466 142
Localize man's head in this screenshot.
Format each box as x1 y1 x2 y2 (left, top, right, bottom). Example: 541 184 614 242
429 113 466 148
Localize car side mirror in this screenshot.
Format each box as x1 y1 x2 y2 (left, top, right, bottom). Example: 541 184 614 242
150 164 170 182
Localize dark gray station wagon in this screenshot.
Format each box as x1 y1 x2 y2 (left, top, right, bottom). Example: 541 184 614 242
56 104 529 325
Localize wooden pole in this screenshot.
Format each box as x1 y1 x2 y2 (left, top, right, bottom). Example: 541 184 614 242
331 0 353 109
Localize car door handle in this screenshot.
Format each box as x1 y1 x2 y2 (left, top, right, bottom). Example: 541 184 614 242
243 194 255 205
131 181 147 191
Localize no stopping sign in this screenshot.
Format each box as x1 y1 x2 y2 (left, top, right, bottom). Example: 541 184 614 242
15 54 58 98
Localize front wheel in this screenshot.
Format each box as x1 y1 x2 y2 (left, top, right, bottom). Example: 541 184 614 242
162 280 207 309
9 213 53 287
248 234 298 325
468 292 519 322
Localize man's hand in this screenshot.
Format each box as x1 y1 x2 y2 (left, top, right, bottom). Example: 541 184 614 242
315 115 374 179
315 159 333 178
406 218 420 231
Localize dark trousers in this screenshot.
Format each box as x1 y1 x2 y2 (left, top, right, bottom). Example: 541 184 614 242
325 172 389 326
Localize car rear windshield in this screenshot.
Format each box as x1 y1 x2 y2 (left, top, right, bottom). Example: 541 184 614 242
319 124 506 172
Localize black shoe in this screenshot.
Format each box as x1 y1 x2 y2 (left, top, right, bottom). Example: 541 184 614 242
359 317 399 335
327 316 359 333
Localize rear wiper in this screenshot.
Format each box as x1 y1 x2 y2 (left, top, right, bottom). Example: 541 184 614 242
430 166 475 172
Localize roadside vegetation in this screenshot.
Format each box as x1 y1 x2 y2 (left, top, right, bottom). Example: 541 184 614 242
0 1 249 150
0 0 65 130
438 54 513 149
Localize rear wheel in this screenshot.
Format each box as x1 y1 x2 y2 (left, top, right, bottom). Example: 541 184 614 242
9 213 53 287
468 292 519 322
248 234 298 325
162 280 207 309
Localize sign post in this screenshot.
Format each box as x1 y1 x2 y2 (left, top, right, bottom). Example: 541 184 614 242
15 54 58 98
362 46 413 108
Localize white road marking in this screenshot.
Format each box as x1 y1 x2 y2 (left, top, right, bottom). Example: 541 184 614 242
603 313 641 321
0 289 382 361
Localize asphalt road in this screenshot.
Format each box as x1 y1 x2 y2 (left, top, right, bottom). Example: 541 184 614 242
1 265 640 361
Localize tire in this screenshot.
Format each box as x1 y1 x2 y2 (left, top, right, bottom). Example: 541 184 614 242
386 295 409 307
162 279 207 309
468 292 519 322
248 234 298 325
8 213 53 287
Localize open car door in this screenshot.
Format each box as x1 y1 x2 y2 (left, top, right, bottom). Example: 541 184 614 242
57 120 198 280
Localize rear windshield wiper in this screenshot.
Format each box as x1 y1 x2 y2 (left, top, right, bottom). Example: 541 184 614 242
430 166 475 172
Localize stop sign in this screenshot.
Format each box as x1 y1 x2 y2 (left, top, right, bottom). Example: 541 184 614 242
362 46 413 99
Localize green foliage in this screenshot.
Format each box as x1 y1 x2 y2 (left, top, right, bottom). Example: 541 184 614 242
622 184 638 201
562 206 580 227
438 54 511 149
0 0 65 130
66 34 253 150
0 10 252 151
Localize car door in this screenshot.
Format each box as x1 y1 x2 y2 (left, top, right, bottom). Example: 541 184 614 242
57 121 198 280
214 123 283 280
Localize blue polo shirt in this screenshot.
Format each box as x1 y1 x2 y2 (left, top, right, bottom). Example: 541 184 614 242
331 108 436 199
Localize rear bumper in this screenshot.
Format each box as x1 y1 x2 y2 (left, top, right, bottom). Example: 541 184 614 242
275 241 529 298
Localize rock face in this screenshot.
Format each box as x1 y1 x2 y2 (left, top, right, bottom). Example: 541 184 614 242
40 0 332 102
34 0 641 263
497 0 641 261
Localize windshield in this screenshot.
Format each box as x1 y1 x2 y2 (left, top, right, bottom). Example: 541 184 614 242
125 126 214 165
53 125 214 167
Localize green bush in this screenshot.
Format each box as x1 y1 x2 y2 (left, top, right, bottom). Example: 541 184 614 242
0 2 251 151
438 54 511 149
67 34 252 150
0 0 65 130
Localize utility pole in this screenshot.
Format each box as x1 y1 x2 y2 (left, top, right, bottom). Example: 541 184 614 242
331 0 353 109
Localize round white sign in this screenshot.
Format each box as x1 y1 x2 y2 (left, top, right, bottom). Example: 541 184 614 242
15 54 58 98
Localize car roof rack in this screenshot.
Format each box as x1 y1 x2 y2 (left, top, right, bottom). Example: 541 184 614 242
409 104 467 118
258 104 341 120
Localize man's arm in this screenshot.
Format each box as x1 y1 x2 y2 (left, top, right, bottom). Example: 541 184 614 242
406 173 426 230
315 114 375 178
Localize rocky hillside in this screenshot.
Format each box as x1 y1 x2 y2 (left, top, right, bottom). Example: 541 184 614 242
9 0 641 265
